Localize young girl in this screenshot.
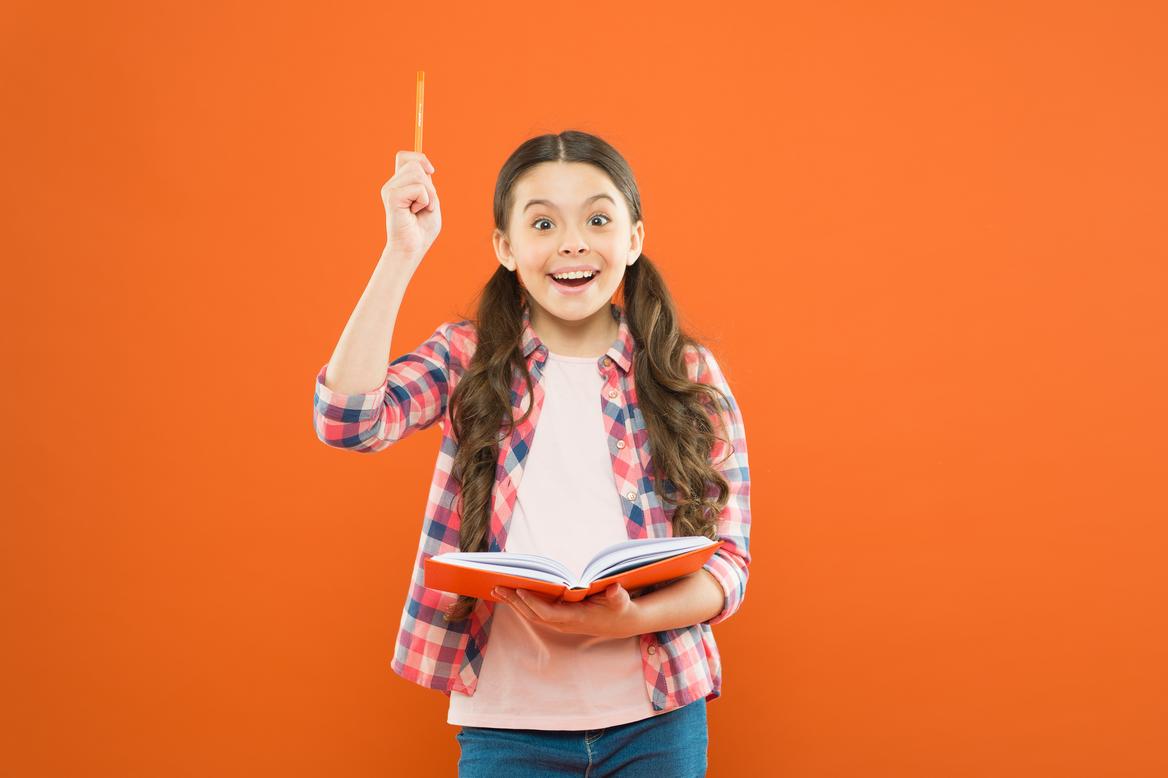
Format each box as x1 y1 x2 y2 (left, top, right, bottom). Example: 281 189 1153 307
314 130 750 777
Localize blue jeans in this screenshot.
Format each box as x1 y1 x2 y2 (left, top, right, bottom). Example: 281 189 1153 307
455 697 708 777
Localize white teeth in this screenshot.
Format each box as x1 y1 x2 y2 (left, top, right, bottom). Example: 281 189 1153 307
552 270 596 280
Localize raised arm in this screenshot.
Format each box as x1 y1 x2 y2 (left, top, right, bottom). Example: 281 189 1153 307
313 149 449 452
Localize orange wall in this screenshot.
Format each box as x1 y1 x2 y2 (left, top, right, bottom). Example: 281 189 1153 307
3 2 1166 775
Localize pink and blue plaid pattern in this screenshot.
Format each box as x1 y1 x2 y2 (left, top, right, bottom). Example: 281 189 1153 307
313 302 751 712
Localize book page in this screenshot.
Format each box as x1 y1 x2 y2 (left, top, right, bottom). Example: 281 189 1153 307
435 551 574 583
580 536 716 584
432 537 717 589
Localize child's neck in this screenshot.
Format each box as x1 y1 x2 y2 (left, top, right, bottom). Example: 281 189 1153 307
529 303 620 358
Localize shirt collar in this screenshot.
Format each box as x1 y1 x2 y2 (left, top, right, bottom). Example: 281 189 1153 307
520 302 634 373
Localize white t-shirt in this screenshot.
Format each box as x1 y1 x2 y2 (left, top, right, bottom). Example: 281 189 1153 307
447 350 665 730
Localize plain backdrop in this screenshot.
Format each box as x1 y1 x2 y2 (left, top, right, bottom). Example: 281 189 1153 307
2 1 1166 776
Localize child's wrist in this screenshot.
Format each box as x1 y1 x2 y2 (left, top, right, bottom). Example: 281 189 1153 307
623 600 648 639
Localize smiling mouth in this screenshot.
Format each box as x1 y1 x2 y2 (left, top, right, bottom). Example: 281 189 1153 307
548 271 599 289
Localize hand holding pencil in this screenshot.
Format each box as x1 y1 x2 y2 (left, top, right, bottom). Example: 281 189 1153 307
381 70 442 261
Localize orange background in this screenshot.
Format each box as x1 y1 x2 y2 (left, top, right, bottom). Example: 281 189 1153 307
4 2 1166 776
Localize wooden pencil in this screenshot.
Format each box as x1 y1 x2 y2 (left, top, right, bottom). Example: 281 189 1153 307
414 70 424 152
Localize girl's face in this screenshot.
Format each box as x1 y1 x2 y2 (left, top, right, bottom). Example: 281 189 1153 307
494 161 644 326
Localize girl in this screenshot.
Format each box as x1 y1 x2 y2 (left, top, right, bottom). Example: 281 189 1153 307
314 130 751 777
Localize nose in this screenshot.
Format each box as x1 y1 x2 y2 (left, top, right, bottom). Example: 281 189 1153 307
559 228 588 255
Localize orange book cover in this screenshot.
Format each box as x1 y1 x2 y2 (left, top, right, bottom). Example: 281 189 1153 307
424 537 725 604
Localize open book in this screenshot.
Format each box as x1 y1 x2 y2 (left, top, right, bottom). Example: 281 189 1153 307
424 536 724 604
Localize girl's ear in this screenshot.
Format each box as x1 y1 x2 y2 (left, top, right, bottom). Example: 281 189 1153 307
628 220 645 265
492 228 517 272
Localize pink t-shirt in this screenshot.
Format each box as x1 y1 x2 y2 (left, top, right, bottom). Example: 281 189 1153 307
447 350 666 730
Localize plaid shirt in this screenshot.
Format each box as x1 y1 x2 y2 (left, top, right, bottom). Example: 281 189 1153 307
313 302 751 712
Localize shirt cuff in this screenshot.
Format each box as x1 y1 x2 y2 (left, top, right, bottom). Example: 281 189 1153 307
313 363 387 424
700 547 747 627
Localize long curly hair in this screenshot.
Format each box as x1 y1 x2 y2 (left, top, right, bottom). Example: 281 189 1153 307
442 130 735 623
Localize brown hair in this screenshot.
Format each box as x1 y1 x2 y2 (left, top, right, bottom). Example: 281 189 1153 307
443 130 734 622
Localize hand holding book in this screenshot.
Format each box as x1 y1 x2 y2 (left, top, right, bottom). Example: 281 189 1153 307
491 580 641 639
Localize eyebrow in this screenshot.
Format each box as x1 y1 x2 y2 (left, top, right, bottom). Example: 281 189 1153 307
523 193 615 213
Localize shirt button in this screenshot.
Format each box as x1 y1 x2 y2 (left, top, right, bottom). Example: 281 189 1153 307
647 645 656 654
607 389 618 399
626 491 636 501
602 357 611 366
616 440 625 449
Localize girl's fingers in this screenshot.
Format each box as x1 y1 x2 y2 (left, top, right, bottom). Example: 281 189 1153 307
394 150 434 175
515 590 548 620
383 161 435 196
494 588 540 621
422 178 439 213
400 164 438 212
401 182 429 213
